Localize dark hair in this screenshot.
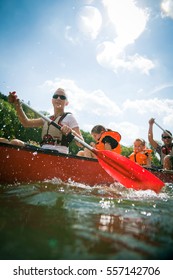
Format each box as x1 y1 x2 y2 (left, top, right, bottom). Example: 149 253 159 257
162 130 172 137
91 125 106 134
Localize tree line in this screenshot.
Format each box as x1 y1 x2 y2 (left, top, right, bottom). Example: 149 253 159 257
0 92 160 165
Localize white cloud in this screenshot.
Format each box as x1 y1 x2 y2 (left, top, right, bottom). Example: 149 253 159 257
112 98 173 145
127 54 155 74
96 0 153 74
39 78 122 117
122 98 173 115
76 6 102 39
97 42 155 74
67 1 154 74
86 89 122 116
163 113 173 126
109 121 141 146
102 0 149 46
161 0 173 18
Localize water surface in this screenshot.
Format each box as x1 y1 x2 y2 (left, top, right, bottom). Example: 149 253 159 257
0 180 173 260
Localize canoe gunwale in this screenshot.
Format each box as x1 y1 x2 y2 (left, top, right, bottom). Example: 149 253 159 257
0 142 173 186
0 142 98 162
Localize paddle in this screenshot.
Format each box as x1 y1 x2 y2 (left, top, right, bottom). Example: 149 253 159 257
154 120 173 139
21 101 164 192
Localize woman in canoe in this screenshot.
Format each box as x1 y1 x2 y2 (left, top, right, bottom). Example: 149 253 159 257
0 89 83 154
77 125 121 158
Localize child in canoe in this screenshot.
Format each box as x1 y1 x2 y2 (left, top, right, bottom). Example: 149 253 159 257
129 138 152 167
77 125 121 158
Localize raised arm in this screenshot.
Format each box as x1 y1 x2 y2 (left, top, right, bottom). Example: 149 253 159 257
9 92 44 127
148 118 158 149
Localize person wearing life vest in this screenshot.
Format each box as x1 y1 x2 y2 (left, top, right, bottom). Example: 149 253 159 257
0 89 83 154
129 138 152 167
78 125 121 158
148 118 173 170
77 141 96 157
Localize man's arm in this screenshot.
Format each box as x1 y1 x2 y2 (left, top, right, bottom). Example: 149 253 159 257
148 118 158 149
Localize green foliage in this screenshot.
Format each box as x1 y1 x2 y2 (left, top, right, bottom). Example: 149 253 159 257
0 92 42 143
148 144 161 167
69 130 94 154
121 145 133 157
0 97 20 139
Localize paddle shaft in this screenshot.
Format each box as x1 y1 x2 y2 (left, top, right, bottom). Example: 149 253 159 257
21 101 94 152
154 120 173 139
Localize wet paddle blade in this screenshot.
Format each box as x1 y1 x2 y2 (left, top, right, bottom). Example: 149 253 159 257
95 150 164 193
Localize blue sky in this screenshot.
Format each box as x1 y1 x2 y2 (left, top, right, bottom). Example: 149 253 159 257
1 0 173 146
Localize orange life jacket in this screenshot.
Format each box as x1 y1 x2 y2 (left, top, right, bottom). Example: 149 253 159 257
129 149 152 165
95 131 121 154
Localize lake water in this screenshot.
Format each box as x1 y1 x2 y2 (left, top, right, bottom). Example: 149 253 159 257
0 180 173 260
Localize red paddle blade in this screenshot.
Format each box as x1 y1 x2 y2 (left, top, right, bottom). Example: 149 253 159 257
95 150 164 193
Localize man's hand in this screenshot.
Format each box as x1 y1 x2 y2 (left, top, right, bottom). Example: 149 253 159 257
148 118 155 125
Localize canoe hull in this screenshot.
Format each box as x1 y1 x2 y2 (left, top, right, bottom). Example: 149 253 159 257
0 143 115 185
0 143 173 186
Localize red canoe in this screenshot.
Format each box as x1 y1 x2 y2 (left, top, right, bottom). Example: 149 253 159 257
0 142 173 186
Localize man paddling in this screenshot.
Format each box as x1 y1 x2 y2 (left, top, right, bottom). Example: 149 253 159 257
148 118 173 170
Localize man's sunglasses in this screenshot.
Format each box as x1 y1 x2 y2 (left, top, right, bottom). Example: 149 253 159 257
162 136 172 139
53 94 66 100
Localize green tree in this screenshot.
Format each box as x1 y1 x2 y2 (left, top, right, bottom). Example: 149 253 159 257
69 130 94 155
0 97 19 139
121 145 133 157
0 92 42 143
148 144 161 167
